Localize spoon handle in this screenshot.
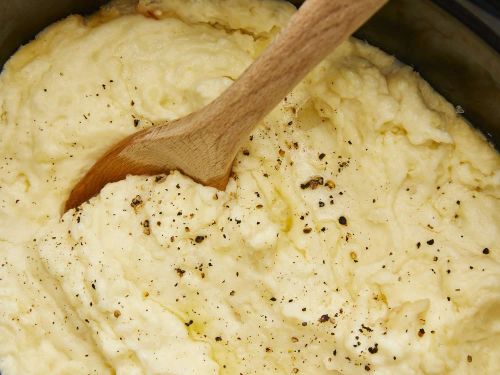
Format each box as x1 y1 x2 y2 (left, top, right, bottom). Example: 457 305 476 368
191 0 387 151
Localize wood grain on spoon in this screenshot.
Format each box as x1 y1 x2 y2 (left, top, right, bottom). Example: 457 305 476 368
65 0 387 212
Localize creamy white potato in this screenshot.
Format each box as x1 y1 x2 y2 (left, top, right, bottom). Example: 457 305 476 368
0 0 499 374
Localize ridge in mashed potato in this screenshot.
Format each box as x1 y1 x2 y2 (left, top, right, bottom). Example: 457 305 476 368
0 0 499 374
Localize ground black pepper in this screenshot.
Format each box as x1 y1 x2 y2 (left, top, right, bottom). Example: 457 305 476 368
131 195 143 209
175 268 185 277
318 314 330 323
300 176 324 190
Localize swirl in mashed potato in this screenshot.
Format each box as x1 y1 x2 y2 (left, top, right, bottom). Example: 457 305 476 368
0 0 499 374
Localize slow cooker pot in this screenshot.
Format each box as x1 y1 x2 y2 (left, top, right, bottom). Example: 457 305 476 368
0 1 498 374
0 0 498 146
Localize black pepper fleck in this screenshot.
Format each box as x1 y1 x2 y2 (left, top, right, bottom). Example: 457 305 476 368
300 176 324 190
318 314 330 323
175 268 186 277
131 195 143 209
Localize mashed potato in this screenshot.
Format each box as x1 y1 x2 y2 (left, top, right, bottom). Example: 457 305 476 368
0 0 499 374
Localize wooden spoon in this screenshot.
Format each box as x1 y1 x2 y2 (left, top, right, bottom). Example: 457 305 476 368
65 0 387 211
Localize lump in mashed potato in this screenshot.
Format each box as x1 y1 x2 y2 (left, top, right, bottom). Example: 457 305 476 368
0 0 499 374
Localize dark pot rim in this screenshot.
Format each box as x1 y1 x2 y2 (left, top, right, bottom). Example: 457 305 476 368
433 0 500 52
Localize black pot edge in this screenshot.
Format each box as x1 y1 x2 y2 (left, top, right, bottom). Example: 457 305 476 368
433 0 500 53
